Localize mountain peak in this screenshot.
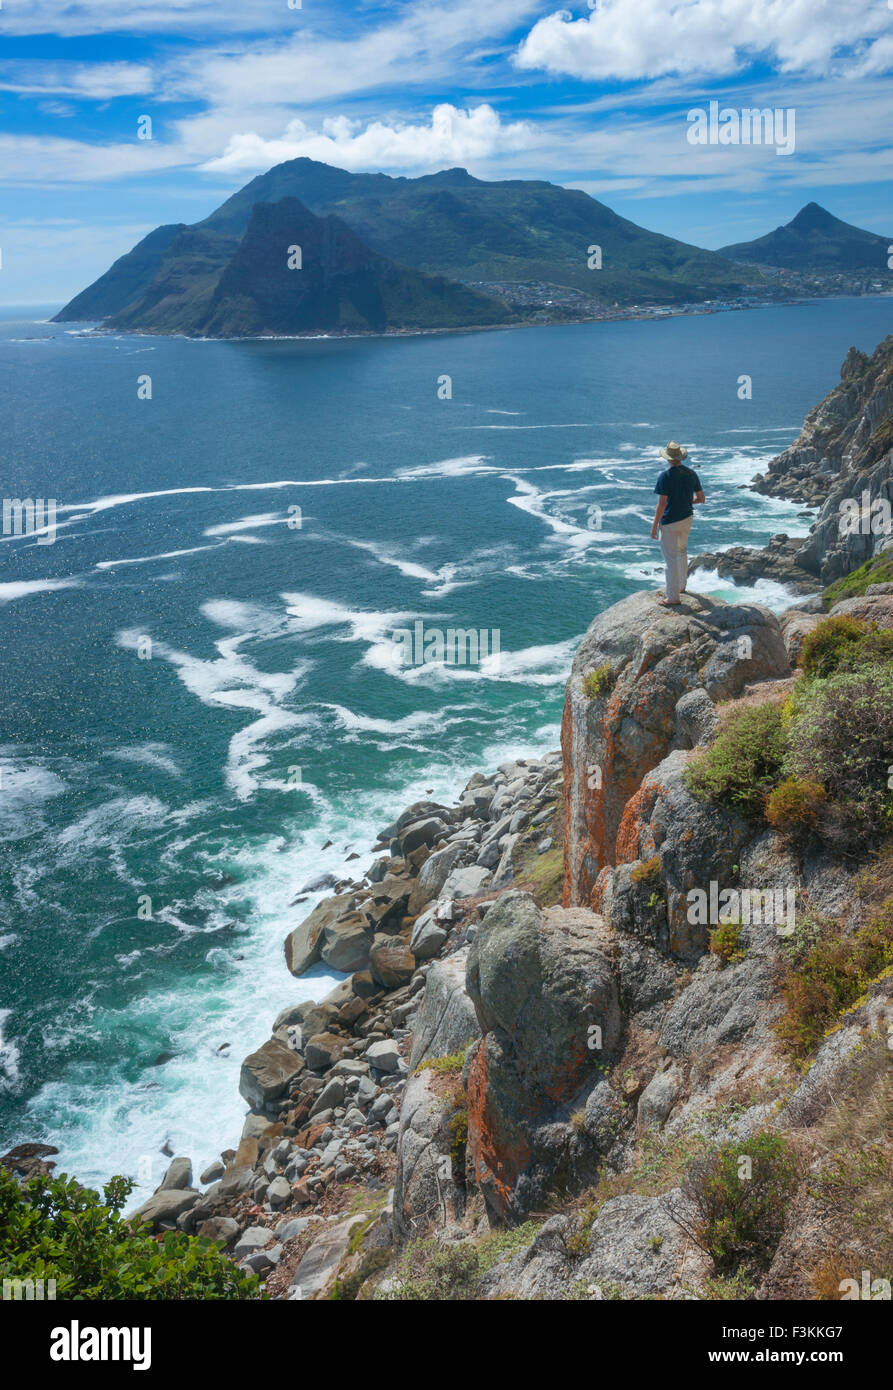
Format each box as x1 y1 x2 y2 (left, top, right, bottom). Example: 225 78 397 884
789 202 839 231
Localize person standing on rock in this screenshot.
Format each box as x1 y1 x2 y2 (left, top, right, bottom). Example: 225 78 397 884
650 442 705 607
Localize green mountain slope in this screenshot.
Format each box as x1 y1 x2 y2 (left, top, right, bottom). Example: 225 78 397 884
109 198 510 336
54 159 766 329
719 203 891 271
55 223 183 320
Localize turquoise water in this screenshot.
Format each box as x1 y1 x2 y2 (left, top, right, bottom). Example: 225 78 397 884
1 296 890 1198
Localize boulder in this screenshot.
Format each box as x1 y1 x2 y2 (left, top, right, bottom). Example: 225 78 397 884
409 908 448 961
465 893 620 1220
303 1032 348 1072
320 915 374 972
157 1156 192 1191
409 841 465 913
394 1069 464 1241
408 948 481 1070
288 1215 368 1300
576 1191 712 1297
369 936 415 989
637 1066 682 1130
239 1038 305 1110
130 1187 199 1232
365 1039 401 1073
196 1216 239 1246
441 864 491 900
267 1175 292 1210
233 1226 273 1259
284 893 356 976
398 816 449 857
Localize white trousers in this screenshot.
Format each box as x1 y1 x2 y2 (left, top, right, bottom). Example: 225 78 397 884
659 514 693 602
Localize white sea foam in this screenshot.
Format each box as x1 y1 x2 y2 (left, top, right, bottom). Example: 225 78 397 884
96 545 220 570
685 567 817 613
0 761 67 841
116 602 314 802
110 743 183 777
203 512 291 537
0 578 81 601
0 1010 21 1095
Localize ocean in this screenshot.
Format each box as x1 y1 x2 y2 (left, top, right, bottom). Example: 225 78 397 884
1 295 890 1201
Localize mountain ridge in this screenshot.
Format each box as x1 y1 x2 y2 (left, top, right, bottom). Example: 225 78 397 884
53 157 767 330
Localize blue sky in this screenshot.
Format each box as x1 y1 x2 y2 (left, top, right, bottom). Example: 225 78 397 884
3 0 893 303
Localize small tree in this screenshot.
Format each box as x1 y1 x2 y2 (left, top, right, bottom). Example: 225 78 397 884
0 1167 260 1300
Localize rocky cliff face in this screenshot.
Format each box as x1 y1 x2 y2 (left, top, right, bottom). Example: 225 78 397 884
560 591 790 918
695 336 893 589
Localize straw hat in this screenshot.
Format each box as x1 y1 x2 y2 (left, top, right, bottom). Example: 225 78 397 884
661 441 688 463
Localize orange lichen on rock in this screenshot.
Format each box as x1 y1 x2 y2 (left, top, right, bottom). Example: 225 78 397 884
466 1042 531 1223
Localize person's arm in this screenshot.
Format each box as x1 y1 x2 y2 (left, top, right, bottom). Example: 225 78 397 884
693 489 705 505
651 495 667 539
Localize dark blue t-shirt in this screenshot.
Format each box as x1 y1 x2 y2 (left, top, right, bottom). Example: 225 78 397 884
655 465 701 526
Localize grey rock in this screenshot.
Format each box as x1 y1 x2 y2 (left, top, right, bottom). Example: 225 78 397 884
239 1037 304 1110
440 864 491 900
157 1156 192 1191
233 1225 273 1260
408 948 481 1069
365 1039 401 1073
637 1066 682 1129
199 1160 225 1185
288 1215 368 1300
267 1175 292 1210
130 1187 200 1232
577 1191 711 1297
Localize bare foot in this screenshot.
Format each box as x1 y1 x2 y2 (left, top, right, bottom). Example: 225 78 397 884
658 598 681 607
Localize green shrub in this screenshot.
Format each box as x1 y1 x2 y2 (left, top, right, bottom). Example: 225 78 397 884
684 701 786 818
414 1044 473 1075
681 1133 801 1275
765 776 826 832
783 666 893 834
0 1169 260 1300
582 664 615 700
708 920 745 965
823 550 893 608
630 855 661 883
775 900 893 1061
800 615 893 680
329 1248 391 1301
380 1239 481 1301
449 1108 468 1167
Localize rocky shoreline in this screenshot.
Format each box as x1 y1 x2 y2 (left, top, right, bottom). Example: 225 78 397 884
127 751 566 1295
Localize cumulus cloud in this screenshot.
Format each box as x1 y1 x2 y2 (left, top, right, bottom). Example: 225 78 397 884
516 0 893 81
201 103 538 175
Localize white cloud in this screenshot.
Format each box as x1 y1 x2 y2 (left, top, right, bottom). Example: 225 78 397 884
0 0 297 36
516 0 893 82
0 61 154 99
201 103 538 175
0 134 189 183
